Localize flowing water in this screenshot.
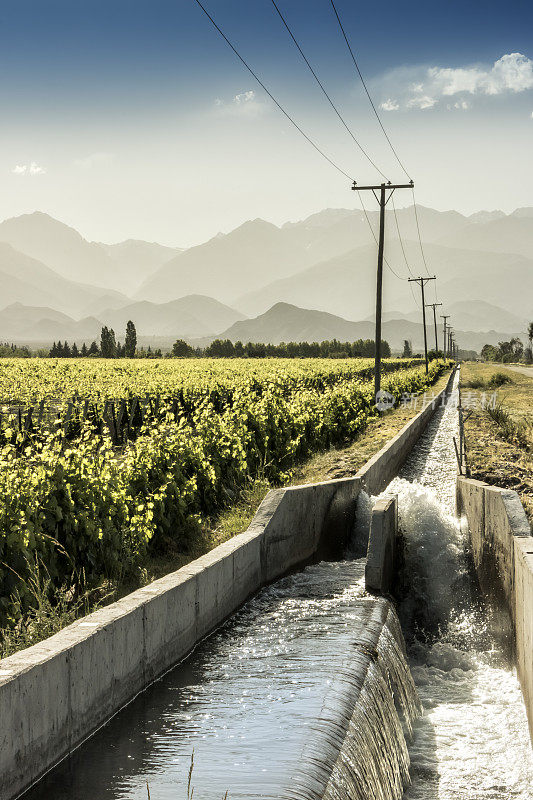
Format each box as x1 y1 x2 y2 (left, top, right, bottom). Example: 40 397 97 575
384 373 533 799
22 563 418 800
20 371 533 800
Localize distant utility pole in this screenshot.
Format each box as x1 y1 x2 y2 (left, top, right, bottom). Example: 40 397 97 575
448 328 453 358
426 302 442 353
441 314 450 358
449 332 456 361
351 179 414 401
408 276 436 373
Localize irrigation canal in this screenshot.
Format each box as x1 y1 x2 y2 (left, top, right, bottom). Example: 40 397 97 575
21 373 533 799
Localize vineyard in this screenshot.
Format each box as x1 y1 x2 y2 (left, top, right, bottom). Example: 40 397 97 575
0 357 448 625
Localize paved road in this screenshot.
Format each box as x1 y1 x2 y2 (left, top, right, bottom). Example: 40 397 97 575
506 365 533 378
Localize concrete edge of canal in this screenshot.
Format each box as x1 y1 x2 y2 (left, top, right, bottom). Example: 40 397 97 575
457 476 533 743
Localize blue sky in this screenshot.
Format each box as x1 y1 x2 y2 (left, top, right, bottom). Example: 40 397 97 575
2 0 533 244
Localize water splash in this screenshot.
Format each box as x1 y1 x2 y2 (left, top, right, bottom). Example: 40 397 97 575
380 371 533 799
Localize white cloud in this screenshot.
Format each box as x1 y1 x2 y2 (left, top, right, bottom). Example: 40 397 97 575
234 90 255 105
29 161 45 175
214 90 267 117
407 95 436 110
380 98 399 111
74 151 115 169
380 53 533 112
11 161 46 175
449 99 470 110
428 53 533 96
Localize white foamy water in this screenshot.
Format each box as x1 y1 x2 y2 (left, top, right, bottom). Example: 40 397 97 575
383 372 533 799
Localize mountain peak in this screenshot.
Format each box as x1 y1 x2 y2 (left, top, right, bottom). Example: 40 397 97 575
511 207 533 219
234 218 279 234
468 210 505 224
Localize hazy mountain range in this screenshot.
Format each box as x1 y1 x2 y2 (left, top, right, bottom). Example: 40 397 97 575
216 302 519 354
0 206 530 352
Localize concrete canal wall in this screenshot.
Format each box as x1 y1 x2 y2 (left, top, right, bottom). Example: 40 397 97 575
457 477 533 741
0 367 455 800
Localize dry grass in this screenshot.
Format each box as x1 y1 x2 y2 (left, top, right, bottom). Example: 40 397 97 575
461 362 533 528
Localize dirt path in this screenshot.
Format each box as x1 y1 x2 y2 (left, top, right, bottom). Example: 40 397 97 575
506 365 533 378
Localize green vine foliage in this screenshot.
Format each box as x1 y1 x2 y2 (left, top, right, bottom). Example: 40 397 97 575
0 358 448 625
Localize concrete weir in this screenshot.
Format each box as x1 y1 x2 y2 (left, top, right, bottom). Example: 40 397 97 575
0 369 455 800
365 495 398 595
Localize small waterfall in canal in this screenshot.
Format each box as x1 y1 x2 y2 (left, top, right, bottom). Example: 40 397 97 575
283 602 420 800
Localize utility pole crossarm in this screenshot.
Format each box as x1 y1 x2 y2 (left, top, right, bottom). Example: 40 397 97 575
352 181 414 191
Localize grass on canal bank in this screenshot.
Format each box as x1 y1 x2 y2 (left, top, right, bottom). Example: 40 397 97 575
460 362 533 529
1 367 452 659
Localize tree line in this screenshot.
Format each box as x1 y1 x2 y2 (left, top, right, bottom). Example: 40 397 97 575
38 328 393 361
173 338 392 359
481 325 533 364
1 331 395 361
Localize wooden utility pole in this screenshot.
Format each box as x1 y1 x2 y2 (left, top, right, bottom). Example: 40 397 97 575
351 180 414 401
408 276 436 373
441 314 450 357
426 302 442 353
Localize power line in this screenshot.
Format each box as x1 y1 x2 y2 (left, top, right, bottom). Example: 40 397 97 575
356 190 408 280
192 0 355 181
327 1 440 301
411 186 433 275
391 195 420 307
269 0 388 180
329 0 412 181
391 195 414 278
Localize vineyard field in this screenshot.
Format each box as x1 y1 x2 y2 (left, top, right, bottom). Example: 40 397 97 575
0 357 449 626
0 357 424 405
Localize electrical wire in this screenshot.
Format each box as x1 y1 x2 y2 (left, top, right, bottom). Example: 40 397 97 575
356 190 408 280
194 0 422 305
411 187 430 276
391 195 414 278
269 0 388 181
192 0 355 181
328 0 440 300
391 195 420 307
329 0 412 181
268 0 411 283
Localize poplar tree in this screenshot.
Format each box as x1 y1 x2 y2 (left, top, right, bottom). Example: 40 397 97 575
125 320 137 358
